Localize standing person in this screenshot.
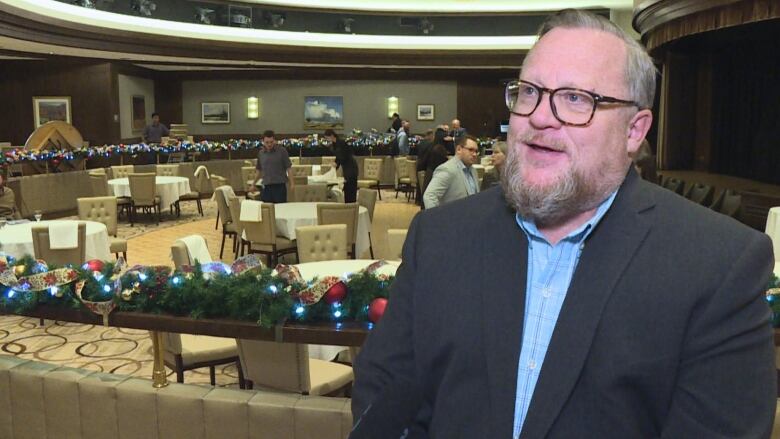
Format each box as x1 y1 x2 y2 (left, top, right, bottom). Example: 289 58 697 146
480 140 507 190
142 112 170 144
416 127 449 206
352 9 775 438
396 120 411 156
255 130 292 203
422 135 480 209
0 174 20 219
324 129 358 203
443 118 466 154
388 113 402 133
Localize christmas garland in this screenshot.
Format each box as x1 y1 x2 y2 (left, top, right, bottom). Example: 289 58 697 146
0 254 393 328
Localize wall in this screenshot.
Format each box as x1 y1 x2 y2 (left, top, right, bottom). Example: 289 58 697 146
181 79 457 136
117 74 155 141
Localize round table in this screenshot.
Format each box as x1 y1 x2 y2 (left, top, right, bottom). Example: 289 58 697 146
274 202 371 257
285 259 400 361
108 176 191 210
0 220 111 261
765 206 780 275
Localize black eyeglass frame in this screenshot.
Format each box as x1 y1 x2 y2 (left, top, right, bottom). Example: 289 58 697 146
505 79 641 127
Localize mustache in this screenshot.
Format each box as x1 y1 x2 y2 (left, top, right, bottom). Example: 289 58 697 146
514 132 568 152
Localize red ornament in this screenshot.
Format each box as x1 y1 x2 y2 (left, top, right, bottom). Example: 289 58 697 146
85 259 105 272
323 281 347 304
368 298 388 323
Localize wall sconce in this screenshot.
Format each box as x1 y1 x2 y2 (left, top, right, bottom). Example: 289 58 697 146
387 96 399 118
247 97 260 119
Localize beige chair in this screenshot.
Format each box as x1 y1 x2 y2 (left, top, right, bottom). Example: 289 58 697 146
292 175 308 186
110 165 135 179
213 187 238 259
296 224 348 263
227 195 245 259
235 340 352 396
317 203 359 259
240 166 260 198
89 171 131 217
394 157 411 199
31 223 86 267
290 156 301 165
241 203 297 266
156 164 179 176
357 188 377 258
387 228 408 261
321 156 337 168
293 184 329 202
77 196 127 261
407 160 419 203
210 174 228 229
127 173 161 225
291 165 313 177
358 158 384 200
320 164 332 175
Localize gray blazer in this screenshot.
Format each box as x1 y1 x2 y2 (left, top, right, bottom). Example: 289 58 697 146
422 157 479 209
353 171 776 438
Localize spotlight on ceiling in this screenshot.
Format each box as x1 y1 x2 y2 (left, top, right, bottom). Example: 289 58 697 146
131 0 156 17
72 0 96 9
419 18 434 35
195 7 214 25
264 12 286 29
339 18 355 34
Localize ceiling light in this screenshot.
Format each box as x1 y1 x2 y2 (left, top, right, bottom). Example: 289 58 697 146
130 0 156 17
339 18 354 34
264 12 285 29
194 7 214 25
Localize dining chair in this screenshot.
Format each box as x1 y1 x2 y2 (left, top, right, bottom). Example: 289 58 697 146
241 203 298 266
358 158 384 200
663 177 685 195
155 164 179 176
321 156 337 168
77 196 127 261
394 157 411 199
226 195 245 259
295 224 348 263
210 174 228 229
240 166 259 198
387 228 408 261
291 165 314 177
110 165 135 179
167 165 203 217
685 183 714 206
406 160 419 203
235 339 352 396
89 171 131 217
357 189 377 258
31 222 86 267
213 187 238 259
290 157 301 165
316 203 359 259
319 164 332 175
127 173 161 225
293 184 329 202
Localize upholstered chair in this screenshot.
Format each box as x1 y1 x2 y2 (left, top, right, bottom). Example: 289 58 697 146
127 173 161 225
357 158 384 200
31 223 86 267
155 164 179 176
293 184 329 202
110 165 135 179
295 224 348 263
387 228 408 261
320 165 332 175
89 171 131 216
290 165 314 177
77 196 127 260
213 187 237 259
394 157 411 199
241 203 297 266
357 189 377 258
321 156 337 168
240 166 260 199
290 156 301 165
406 160 419 203
226 195 245 259
316 203 359 259
210 174 228 229
685 183 714 206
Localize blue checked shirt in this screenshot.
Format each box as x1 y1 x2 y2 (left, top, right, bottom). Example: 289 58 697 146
512 190 618 438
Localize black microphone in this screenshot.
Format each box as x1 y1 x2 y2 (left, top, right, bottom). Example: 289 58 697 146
350 377 424 439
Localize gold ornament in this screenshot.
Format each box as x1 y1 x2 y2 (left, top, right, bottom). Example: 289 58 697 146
54 288 65 298
121 289 134 301
13 265 26 277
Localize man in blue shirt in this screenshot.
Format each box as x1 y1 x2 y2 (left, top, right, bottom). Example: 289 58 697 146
353 8 775 439
397 120 411 156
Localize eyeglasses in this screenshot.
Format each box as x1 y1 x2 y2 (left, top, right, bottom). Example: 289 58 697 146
504 80 640 127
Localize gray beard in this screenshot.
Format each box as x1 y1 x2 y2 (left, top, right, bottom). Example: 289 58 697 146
500 142 626 228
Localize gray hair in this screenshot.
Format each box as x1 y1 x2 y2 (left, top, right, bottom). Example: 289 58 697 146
492 141 508 155
531 9 657 110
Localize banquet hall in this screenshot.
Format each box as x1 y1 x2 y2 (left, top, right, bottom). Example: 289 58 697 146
0 0 779 437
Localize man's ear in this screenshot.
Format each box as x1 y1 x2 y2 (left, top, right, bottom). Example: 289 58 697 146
626 109 653 156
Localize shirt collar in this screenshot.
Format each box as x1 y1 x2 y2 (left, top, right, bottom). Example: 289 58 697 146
515 189 618 245
456 157 471 170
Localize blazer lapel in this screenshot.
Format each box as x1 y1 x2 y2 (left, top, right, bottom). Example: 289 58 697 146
480 193 528 438
520 172 655 438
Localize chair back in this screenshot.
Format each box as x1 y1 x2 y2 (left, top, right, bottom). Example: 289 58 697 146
293 176 309 186
319 165 332 175
406 160 418 186
293 185 328 202
357 188 377 222
210 175 228 192
241 167 257 193
171 241 191 270
291 165 313 177
242 203 277 246
235 340 312 393
663 177 685 195
128 173 157 206
89 172 110 197
719 192 742 218
156 164 179 176
290 157 301 165
321 156 336 168
387 229 408 260
317 203 359 247
111 165 135 179
394 157 409 183
31 223 87 267
363 158 383 181
296 224 348 263
193 168 212 195
213 187 233 228
227 196 244 238
77 196 118 236
685 183 714 205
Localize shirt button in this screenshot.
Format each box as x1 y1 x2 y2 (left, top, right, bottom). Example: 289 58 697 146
528 360 536 370
542 287 552 298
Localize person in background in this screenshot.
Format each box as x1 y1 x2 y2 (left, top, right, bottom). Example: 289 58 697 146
423 135 480 209
353 8 775 438
480 140 507 190
255 130 292 203
417 127 449 206
443 118 466 154
388 113 402 133
324 129 358 203
631 139 658 184
415 129 435 158
142 112 170 144
397 120 411 156
0 174 20 219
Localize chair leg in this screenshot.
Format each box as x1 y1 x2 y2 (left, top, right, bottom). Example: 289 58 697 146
215 211 220 230
375 185 382 200
122 252 127 262
237 360 245 389
368 233 374 259
175 355 185 383
219 232 226 259
209 366 216 386
197 199 203 216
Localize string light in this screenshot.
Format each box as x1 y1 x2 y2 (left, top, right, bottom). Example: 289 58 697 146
49 286 58 296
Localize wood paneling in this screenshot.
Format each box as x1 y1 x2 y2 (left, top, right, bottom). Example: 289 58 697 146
0 60 118 146
457 76 512 138
154 77 183 126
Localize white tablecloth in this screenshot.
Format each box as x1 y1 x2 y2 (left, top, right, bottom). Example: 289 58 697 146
284 259 400 361
108 176 191 210
0 220 111 261
275 202 371 257
765 207 780 275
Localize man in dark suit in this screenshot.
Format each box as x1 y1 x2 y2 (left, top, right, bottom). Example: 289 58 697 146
352 9 776 439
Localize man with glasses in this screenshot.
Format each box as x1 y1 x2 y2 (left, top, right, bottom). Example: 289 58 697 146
422 135 480 209
353 8 775 439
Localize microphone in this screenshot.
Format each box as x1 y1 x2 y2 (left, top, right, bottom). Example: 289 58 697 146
350 377 424 439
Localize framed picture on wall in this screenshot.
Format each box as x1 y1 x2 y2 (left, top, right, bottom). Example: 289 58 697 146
417 104 435 121
131 95 146 132
304 96 343 129
201 102 230 124
32 96 71 128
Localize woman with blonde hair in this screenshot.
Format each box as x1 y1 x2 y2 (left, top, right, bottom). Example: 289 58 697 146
480 140 507 190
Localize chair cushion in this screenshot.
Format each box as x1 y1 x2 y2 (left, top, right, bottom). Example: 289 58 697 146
224 222 237 234
116 197 131 206
133 195 161 208
398 177 411 184
178 335 238 366
179 192 200 200
249 237 296 253
307 359 353 396
357 180 378 188
109 237 127 253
